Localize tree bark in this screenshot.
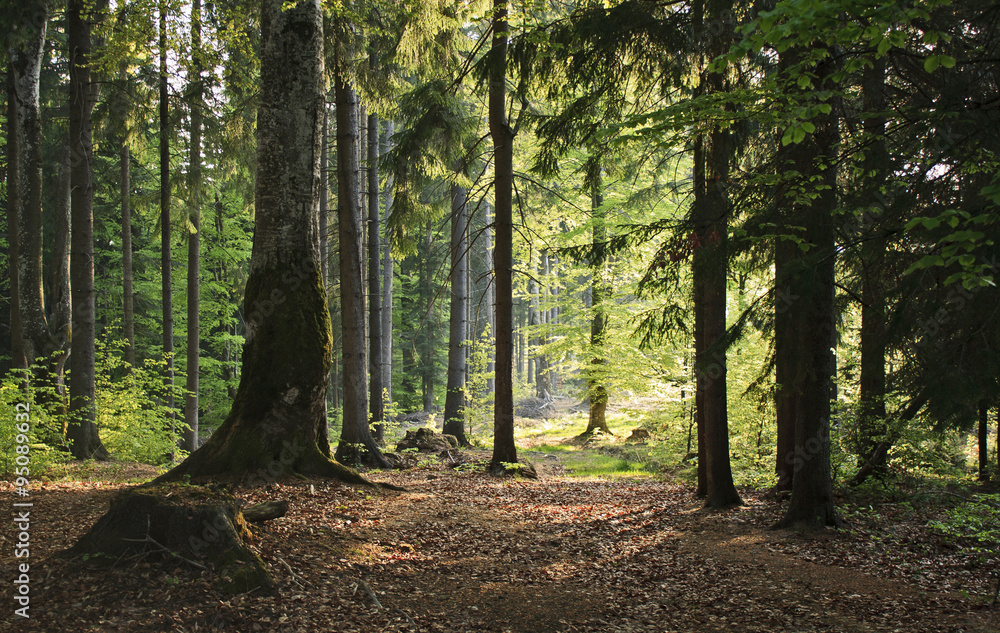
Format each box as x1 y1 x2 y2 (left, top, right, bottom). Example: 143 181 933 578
856 54 888 470
368 104 384 444
421 221 436 412
979 400 990 481
320 104 329 287
381 121 395 408
774 48 840 530
6 66 25 372
696 0 741 509
67 0 110 460
334 41 388 468
184 0 203 453
444 182 469 445
11 3 54 371
489 0 518 473
160 0 176 446
159 0 371 484
586 164 611 436
121 143 136 367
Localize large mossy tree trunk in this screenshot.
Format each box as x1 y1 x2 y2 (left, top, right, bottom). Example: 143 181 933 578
443 182 469 445
159 0 366 484
67 0 110 460
489 0 519 474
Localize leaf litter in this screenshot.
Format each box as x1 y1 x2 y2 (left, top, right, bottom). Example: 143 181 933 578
2 459 998 632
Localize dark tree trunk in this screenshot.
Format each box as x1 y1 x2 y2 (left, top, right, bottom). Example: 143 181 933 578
696 0 741 509
67 0 110 460
159 0 370 484
692 132 708 498
856 55 888 470
489 0 518 473
774 48 840 530
586 165 610 436
121 143 136 367
160 0 176 445
334 42 388 468
444 183 469 445
185 0 203 453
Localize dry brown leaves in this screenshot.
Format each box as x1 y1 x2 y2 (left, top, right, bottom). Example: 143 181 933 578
2 463 998 632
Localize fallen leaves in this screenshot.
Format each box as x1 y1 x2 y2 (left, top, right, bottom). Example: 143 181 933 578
2 468 998 632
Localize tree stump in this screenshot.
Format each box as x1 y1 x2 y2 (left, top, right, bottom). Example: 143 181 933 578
62 484 276 595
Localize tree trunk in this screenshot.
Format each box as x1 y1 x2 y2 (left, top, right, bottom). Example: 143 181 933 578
67 0 110 460
856 55 888 471
774 48 840 530
160 0 176 447
11 4 55 371
121 143 136 367
6 67 26 372
184 0 203 453
692 132 708 498
484 202 495 394
421 221 436 412
979 401 990 481
368 104 384 444
586 164 610 436
696 0 741 509
159 0 372 484
334 43 388 468
444 182 469 445
320 104 329 287
381 121 395 408
489 0 518 473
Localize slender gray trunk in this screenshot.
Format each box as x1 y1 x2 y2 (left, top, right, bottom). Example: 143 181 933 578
368 104 384 444
381 121 394 407
334 48 387 467
443 182 469 445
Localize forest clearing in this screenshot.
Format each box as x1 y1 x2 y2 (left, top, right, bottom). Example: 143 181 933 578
3 411 1000 633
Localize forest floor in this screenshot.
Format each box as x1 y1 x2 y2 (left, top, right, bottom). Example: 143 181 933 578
4 427 1000 632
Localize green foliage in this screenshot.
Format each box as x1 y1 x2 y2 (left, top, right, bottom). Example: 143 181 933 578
93 333 187 465
928 494 1000 558
0 371 70 478
464 325 495 438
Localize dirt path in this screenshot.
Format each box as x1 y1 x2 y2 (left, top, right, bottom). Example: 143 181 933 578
4 461 999 632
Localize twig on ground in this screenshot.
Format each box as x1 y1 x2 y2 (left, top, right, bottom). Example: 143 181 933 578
275 555 314 588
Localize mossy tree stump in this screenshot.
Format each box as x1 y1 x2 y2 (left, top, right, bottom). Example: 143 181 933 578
64 484 275 595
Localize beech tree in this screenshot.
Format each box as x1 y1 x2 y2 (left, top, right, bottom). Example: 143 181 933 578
160 0 365 483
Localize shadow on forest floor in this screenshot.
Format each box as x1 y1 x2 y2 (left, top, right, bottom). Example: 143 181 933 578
4 452 999 632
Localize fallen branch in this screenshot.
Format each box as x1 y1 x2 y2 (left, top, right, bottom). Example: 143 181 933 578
275 555 314 589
